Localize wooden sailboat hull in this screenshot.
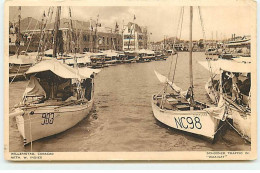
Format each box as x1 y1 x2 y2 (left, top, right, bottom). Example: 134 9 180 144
204 76 251 142
151 96 220 140
229 108 251 142
15 100 94 145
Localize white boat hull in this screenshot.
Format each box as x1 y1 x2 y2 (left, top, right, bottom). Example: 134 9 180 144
229 107 251 142
151 97 220 140
15 100 93 145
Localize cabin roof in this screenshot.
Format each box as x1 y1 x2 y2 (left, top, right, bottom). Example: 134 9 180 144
26 59 100 79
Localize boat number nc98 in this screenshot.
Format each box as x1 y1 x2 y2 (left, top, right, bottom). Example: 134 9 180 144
174 117 202 129
41 113 54 125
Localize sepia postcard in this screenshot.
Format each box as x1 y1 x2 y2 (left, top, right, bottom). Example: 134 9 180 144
4 0 257 161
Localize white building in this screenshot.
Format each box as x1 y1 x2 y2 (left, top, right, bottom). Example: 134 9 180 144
122 22 147 51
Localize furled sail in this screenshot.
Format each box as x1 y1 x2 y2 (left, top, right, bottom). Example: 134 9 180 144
22 76 46 99
204 96 227 121
154 70 187 97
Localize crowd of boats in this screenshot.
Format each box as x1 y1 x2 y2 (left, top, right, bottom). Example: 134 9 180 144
8 6 252 147
9 49 172 81
151 6 251 143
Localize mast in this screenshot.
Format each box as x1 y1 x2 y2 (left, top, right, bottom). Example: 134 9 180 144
90 18 93 52
189 6 194 106
16 6 21 57
68 7 75 54
94 15 99 53
128 23 132 50
53 6 61 58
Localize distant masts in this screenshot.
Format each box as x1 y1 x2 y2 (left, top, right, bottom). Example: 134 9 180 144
16 6 21 57
53 6 61 58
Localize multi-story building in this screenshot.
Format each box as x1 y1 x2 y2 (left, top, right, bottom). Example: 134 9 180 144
9 17 123 54
122 22 148 51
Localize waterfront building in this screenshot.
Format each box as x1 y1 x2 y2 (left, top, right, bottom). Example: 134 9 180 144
122 22 148 51
9 17 123 54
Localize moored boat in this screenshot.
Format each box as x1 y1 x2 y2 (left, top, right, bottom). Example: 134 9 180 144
151 71 222 140
151 7 224 141
9 6 101 145
10 59 100 145
205 48 219 55
199 57 251 142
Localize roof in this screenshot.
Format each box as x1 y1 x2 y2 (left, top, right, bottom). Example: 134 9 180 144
101 50 119 57
10 17 42 32
13 17 92 33
45 18 91 31
26 59 100 79
127 22 142 33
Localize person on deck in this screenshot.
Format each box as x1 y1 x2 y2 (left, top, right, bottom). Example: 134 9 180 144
231 73 241 104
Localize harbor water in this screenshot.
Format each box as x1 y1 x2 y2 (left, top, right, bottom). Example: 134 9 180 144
9 52 250 152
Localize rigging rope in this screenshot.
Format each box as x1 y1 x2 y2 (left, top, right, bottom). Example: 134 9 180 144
198 6 219 104
36 7 53 62
167 7 184 82
25 20 39 53
42 7 54 56
28 111 33 152
68 6 85 100
225 119 250 143
171 7 184 83
9 64 22 84
159 7 184 108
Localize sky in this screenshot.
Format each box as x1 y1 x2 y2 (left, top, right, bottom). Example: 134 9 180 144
9 6 252 42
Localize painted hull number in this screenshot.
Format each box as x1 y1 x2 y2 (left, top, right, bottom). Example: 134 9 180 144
174 116 202 129
41 113 55 125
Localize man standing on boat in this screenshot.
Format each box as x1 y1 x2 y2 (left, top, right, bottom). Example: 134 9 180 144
231 73 241 104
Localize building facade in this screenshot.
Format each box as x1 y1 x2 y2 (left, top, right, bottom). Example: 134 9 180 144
122 22 148 51
9 17 123 54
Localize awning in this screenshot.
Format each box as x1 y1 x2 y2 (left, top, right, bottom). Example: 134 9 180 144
136 49 148 54
198 59 251 74
77 56 91 64
26 59 100 79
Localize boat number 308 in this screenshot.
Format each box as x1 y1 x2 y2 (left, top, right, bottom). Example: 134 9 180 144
174 117 202 129
41 113 55 125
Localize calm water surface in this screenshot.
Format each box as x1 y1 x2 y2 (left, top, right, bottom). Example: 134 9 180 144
9 52 250 152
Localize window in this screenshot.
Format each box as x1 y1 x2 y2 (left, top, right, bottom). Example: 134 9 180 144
124 35 134 39
83 35 87 41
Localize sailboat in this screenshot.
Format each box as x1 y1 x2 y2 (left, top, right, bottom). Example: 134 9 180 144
9 7 100 145
9 7 37 77
151 7 225 141
199 58 251 142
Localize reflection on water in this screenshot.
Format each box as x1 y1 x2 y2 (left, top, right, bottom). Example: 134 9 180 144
9 52 250 152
